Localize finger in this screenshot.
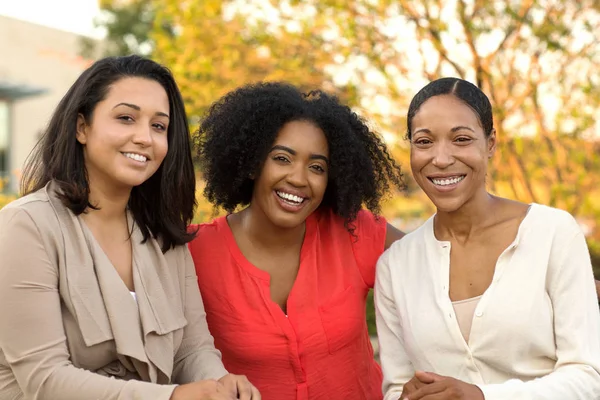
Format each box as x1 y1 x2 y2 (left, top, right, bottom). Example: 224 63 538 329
403 380 419 394
251 385 261 400
412 377 428 389
414 370 442 384
417 393 449 400
218 376 238 397
236 377 253 400
406 381 447 400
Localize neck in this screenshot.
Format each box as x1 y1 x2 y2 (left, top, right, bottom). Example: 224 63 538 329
237 205 306 251
434 189 497 243
85 178 132 222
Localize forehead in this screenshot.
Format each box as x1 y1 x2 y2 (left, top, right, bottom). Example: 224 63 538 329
101 77 169 111
273 120 329 155
412 94 481 131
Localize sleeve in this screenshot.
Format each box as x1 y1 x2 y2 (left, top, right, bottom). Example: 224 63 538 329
374 248 414 400
478 222 600 400
171 246 228 383
0 207 177 400
351 210 387 288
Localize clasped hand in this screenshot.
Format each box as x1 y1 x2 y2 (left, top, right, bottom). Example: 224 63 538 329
170 373 261 400
400 371 484 400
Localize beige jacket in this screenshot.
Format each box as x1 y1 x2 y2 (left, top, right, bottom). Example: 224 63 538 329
0 182 228 400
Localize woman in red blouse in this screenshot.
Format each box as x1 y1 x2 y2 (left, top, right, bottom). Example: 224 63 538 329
188 82 405 399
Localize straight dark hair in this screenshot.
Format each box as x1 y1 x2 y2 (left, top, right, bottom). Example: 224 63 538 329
21 55 196 252
406 77 494 139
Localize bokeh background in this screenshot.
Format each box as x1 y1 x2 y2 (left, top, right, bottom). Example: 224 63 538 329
1 0 599 337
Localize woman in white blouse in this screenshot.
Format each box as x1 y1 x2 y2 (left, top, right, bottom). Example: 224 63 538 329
375 77 600 400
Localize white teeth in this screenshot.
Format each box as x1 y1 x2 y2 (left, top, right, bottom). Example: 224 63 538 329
431 176 465 186
123 152 147 162
276 191 304 204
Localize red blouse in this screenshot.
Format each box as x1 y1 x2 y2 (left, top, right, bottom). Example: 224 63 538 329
189 209 387 400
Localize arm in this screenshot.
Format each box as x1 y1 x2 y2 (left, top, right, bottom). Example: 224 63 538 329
0 208 177 400
171 248 228 383
384 223 405 250
375 249 414 400
477 230 600 400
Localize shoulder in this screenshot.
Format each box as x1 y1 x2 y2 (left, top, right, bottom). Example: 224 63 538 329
527 204 581 237
189 218 221 239
187 217 228 257
388 216 432 252
313 207 385 233
0 189 54 227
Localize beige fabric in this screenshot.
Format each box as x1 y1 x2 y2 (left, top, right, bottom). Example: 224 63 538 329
451 295 482 343
0 181 227 400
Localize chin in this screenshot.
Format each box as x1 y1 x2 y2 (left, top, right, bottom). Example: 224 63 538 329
267 211 308 230
428 197 466 214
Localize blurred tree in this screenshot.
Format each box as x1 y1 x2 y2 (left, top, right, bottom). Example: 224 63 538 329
91 0 600 221
81 0 155 58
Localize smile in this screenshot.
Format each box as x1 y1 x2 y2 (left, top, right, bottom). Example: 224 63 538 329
429 175 465 186
275 190 306 205
122 152 148 163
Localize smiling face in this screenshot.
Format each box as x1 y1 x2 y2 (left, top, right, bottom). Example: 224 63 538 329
76 77 170 192
410 94 496 213
251 119 329 229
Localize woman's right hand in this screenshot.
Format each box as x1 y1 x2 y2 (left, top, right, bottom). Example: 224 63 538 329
170 380 236 400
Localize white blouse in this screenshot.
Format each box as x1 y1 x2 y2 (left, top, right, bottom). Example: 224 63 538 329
375 204 600 400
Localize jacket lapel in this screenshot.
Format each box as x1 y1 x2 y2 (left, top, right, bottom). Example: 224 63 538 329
46 182 187 383
46 182 114 346
131 222 187 383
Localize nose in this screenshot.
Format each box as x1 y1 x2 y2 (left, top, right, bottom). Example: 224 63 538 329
286 164 308 187
132 124 152 147
431 141 455 169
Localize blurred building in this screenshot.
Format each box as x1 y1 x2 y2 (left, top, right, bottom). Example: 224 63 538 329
0 15 99 192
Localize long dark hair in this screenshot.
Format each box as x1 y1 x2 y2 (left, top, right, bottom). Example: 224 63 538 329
21 55 196 252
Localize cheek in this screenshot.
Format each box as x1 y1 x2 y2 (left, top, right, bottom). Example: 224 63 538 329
154 135 169 161
409 152 427 175
311 174 328 198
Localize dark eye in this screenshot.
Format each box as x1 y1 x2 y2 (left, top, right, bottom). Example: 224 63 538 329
311 164 326 173
455 137 472 144
414 138 432 145
153 123 167 131
272 155 290 163
118 115 134 122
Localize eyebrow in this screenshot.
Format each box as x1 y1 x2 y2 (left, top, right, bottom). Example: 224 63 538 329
413 126 475 135
270 145 329 163
451 125 475 133
113 102 170 119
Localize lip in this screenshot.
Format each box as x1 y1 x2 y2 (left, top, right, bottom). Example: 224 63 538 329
426 174 466 193
275 187 308 199
273 190 309 213
426 173 466 179
121 151 151 161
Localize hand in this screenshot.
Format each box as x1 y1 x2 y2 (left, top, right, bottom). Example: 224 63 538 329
170 379 235 400
218 373 261 400
404 371 484 400
400 373 433 399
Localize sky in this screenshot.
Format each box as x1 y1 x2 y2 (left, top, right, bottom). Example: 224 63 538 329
0 0 103 38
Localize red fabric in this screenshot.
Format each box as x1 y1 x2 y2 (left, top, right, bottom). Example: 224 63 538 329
189 209 387 400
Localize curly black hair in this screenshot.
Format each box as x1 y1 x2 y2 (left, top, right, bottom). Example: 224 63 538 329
196 81 405 225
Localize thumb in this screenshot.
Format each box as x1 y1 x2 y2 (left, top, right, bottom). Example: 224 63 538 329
415 370 442 383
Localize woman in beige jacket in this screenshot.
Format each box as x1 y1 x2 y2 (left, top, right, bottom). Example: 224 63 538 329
0 55 260 400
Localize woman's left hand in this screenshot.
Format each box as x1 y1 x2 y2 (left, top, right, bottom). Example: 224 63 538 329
218 374 261 400
404 371 484 400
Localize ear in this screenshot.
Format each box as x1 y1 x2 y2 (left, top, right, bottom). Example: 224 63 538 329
487 129 497 159
76 114 88 145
